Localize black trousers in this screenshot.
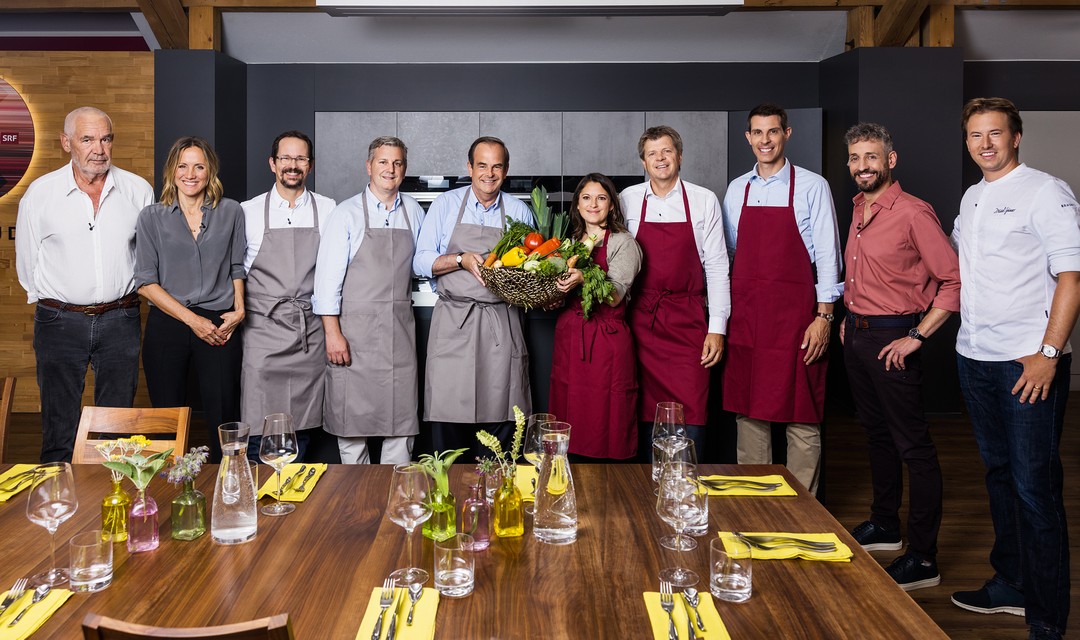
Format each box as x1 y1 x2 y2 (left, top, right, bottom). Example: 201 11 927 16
430 421 514 464
844 320 942 560
143 306 243 462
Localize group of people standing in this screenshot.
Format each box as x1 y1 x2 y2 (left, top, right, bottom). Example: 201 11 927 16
13 97 1077 640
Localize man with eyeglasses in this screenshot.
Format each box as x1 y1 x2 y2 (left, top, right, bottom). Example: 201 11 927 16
240 131 336 461
16 106 153 463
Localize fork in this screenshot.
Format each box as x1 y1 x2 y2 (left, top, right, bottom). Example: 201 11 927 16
371 578 394 640
0 472 37 493
659 581 677 640
295 467 318 493
734 532 836 549
734 532 836 553
0 578 27 615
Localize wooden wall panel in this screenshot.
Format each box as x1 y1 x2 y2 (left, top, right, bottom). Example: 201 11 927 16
0 51 154 412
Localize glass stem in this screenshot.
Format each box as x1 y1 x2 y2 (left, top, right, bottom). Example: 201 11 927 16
275 469 283 508
48 529 58 577
406 526 416 569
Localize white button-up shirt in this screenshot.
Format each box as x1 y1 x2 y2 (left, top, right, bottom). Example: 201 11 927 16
620 179 731 334
951 163 1080 361
240 186 337 273
16 162 153 305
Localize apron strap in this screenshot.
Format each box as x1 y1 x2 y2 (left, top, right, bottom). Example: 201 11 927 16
363 187 411 234
264 189 320 229
254 294 313 353
457 188 505 228
641 180 691 223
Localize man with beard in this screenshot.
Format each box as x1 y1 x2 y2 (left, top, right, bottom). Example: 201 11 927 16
16 106 153 462
721 103 841 495
840 122 959 591
314 136 424 464
414 136 535 461
240 131 336 461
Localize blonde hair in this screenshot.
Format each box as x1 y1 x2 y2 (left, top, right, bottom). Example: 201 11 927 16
160 136 224 209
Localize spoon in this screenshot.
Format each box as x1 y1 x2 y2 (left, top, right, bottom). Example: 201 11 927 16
8 585 49 627
683 587 706 631
406 582 423 625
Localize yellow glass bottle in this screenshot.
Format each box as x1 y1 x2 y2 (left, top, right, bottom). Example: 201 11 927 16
493 475 524 537
101 477 131 542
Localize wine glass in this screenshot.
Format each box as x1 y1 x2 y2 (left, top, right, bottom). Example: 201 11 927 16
652 402 686 482
26 462 78 586
259 413 298 516
523 413 555 515
387 464 433 586
656 461 703 588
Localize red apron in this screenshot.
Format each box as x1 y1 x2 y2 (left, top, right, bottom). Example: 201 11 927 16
722 164 826 423
628 182 710 425
549 230 638 459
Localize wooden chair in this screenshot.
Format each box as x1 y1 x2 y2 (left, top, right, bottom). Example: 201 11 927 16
0 377 15 463
71 406 191 464
81 613 294 640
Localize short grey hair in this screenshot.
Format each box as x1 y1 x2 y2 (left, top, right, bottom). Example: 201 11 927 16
64 107 112 138
367 136 408 167
844 122 893 154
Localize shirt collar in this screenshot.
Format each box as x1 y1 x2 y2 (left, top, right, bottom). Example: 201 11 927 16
644 179 684 200
467 187 502 212
269 185 309 209
63 160 115 197
365 186 401 212
751 159 791 184
852 180 904 210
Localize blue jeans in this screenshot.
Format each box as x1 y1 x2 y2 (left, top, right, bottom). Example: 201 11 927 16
957 354 1071 634
33 303 141 462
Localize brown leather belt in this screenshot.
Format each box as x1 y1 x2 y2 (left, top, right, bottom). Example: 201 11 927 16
38 293 141 316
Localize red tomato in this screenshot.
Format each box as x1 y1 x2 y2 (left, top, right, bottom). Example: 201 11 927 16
524 232 544 251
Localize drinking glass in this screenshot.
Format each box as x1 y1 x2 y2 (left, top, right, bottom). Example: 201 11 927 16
69 530 113 592
387 464 433 585
651 402 686 482
656 461 702 587
26 462 78 586
522 413 555 515
434 533 475 598
711 535 752 602
259 413 298 516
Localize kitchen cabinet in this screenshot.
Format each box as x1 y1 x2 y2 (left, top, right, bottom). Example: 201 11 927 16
397 111 479 176
480 111 562 175
647 111 729 201
562 111 645 176
313 111 397 203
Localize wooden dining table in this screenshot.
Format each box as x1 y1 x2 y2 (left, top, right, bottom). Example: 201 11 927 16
0 463 947 639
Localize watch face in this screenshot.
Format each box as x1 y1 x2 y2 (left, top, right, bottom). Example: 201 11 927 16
1041 345 1060 358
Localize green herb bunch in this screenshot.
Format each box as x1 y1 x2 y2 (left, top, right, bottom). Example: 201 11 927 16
161 446 211 485
477 406 526 479
416 448 468 496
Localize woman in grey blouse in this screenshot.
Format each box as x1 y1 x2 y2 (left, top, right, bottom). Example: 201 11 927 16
548 173 643 461
134 136 246 461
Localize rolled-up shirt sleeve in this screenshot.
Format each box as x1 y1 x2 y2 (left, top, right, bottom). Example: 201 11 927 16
229 202 247 281
413 197 449 278
133 205 161 289
909 204 961 313
1033 178 1080 276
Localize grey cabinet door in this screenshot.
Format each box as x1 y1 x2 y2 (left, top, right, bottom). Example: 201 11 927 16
480 112 562 175
562 111 644 176
398 112 479 176
727 108 823 181
646 111 728 201
313 111 397 203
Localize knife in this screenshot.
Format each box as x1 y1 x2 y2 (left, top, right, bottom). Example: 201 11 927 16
701 477 781 489
295 466 319 492
386 588 404 640
277 465 306 496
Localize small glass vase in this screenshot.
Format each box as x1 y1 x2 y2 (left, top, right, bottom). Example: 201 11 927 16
461 483 491 551
171 479 206 541
422 489 457 542
127 489 159 553
493 474 524 538
101 477 131 543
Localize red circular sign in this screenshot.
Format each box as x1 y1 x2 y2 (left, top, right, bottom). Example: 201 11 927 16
0 79 35 199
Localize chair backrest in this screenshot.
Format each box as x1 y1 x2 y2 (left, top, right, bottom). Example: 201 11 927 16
81 613 294 640
0 377 15 463
71 406 191 464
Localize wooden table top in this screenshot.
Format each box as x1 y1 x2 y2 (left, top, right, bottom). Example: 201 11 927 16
0 463 947 639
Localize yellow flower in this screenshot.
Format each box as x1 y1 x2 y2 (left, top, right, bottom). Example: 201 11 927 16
128 435 151 447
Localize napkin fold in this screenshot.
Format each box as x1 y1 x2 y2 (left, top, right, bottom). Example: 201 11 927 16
0 588 72 640
699 475 796 497
719 531 853 562
643 590 731 640
257 463 327 502
0 465 39 503
515 465 538 503
355 586 439 640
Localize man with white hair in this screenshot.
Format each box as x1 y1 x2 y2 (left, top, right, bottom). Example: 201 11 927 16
16 107 153 462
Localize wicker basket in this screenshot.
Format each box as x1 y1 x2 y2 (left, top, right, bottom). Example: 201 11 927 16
478 265 566 310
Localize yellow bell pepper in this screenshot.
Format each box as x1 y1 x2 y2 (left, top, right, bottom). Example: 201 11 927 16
500 246 529 268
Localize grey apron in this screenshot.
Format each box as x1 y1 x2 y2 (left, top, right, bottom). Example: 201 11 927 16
324 191 419 437
241 191 324 433
424 191 532 423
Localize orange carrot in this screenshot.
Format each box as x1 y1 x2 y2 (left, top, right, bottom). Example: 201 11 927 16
527 238 561 259
483 252 498 268
566 255 579 269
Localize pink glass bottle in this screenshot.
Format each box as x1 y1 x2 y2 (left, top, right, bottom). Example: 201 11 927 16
460 483 491 551
127 490 159 552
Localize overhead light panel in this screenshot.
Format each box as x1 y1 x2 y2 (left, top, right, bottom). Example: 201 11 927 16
319 0 742 17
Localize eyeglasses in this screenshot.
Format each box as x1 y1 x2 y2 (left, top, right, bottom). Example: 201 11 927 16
275 155 311 166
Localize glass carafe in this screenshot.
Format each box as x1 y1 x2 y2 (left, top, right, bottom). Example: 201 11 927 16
533 421 577 545
211 422 258 544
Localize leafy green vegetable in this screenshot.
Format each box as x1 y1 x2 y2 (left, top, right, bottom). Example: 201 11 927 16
490 220 537 260
579 265 615 318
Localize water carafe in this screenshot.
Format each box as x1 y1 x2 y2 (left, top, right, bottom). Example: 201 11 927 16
211 422 258 544
533 421 577 544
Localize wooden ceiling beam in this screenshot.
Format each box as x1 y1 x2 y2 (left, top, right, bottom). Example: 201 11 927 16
188 5 220 49
846 6 875 50
874 0 929 46
922 3 955 46
135 0 188 49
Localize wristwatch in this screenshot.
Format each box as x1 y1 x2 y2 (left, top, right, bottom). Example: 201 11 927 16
816 312 834 323
455 252 464 267
1039 344 1062 359
908 328 926 342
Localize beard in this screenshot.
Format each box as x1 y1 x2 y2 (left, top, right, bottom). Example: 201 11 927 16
854 168 890 193
277 170 305 189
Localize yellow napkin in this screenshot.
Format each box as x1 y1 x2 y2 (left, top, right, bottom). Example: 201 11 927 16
0 588 72 640
700 475 796 497
719 531 853 562
257 463 327 502
0 465 39 503
355 586 439 640
515 464 538 503
643 590 731 640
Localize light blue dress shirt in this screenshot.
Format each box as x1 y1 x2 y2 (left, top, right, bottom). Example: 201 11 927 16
412 185 536 287
311 187 425 316
721 160 842 303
